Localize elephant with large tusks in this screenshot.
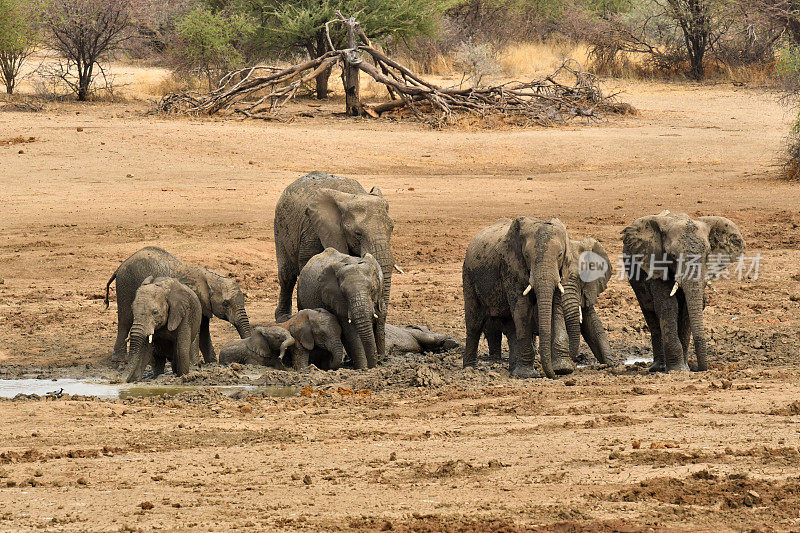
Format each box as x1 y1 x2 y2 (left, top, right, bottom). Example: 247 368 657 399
462 217 581 379
219 326 295 368
105 246 251 364
297 248 384 370
273 171 395 357
622 211 745 372
125 276 202 382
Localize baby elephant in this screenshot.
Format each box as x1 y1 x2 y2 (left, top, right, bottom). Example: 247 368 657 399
385 324 460 354
219 326 295 368
126 276 202 382
278 309 345 371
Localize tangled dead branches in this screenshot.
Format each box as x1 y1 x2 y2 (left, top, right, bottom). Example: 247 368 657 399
157 17 630 127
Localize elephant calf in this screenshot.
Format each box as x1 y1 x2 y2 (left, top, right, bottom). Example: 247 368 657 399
219 326 295 368
105 246 251 364
385 324 460 354
126 276 202 382
277 308 346 371
297 248 384 370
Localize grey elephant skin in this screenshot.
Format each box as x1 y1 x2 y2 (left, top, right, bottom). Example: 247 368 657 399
105 246 251 364
622 211 744 372
273 171 394 357
277 308 346 370
219 326 295 368
462 217 581 379
297 248 384 369
385 324 460 354
125 276 202 383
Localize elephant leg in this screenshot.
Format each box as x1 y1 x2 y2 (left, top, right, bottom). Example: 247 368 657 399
293 348 310 371
172 328 192 377
630 280 664 372
112 299 133 363
484 320 503 360
551 304 574 375
650 280 688 372
581 306 616 366
510 300 539 379
151 348 166 378
677 299 692 370
341 321 368 370
199 316 216 364
275 262 298 323
190 335 201 366
462 280 484 368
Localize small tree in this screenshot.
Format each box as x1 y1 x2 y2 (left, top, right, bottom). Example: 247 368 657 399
259 0 439 98
40 0 130 101
174 5 255 90
0 0 37 94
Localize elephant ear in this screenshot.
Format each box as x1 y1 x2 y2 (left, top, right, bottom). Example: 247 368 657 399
247 328 272 359
576 238 612 307
369 186 383 197
622 215 666 280
698 216 745 271
289 314 315 351
319 264 347 317
506 217 526 261
167 287 193 331
306 188 352 253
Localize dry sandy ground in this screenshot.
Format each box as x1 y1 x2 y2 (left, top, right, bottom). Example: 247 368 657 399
1 81 800 530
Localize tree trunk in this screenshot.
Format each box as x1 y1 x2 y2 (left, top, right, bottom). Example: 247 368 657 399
342 16 362 116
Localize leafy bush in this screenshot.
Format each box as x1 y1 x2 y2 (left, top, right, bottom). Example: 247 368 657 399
0 0 38 94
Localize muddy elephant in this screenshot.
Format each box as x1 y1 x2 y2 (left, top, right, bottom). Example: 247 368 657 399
125 276 202 382
277 308 346 371
273 171 395 357
297 248 384 370
105 246 251 364
622 211 745 372
463 217 581 379
219 326 295 368
385 324 460 354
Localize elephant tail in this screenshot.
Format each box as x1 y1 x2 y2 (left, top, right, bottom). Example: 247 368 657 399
104 270 117 310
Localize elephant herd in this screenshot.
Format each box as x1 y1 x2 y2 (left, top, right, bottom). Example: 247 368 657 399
103 171 746 382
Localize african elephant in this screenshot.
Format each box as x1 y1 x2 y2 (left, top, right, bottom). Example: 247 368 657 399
463 217 581 379
219 326 295 368
297 248 384 370
622 211 745 372
273 171 395 357
385 324 460 354
105 246 251 364
551 237 616 374
125 276 202 382
277 308 346 371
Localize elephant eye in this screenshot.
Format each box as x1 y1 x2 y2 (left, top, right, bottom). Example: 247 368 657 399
152 309 158 315
354 229 363 239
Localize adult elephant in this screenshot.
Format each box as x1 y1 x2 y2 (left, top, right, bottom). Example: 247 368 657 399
550 237 616 374
277 308 346 371
126 276 202 382
274 171 395 357
219 326 295 368
463 217 581 379
622 211 745 372
297 248 384 370
105 247 251 364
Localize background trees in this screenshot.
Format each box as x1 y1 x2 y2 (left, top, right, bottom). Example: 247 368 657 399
0 0 38 94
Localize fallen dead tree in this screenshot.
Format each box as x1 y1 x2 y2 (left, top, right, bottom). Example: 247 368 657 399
157 15 631 127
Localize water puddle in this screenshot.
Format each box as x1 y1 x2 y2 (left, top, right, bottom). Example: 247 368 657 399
624 355 652 365
0 379 298 399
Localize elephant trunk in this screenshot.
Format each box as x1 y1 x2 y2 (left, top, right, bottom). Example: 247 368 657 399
364 237 393 356
126 323 151 382
351 291 378 368
561 277 582 363
533 276 556 379
232 307 251 339
328 336 346 370
683 280 708 371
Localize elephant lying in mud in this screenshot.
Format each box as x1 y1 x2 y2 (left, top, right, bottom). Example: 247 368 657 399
125 276 202 382
297 248 384 370
622 211 745 372
274 171 396 357
219 326 295 368
463 217 580 379
105 246 251 364
277 308 345 371
385 324 460 355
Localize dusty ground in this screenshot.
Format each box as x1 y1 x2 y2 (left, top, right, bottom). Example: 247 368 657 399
1 80 800 530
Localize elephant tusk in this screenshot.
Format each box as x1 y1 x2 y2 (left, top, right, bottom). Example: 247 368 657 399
558 283 565 294
394 264 404 274
670 281 680 297
579 306 583 324
148 334 153 344
348 318 352 324
373 313 379 319
707 281 717 293
523 284 532 296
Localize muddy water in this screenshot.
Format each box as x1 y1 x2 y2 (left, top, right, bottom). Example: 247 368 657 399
0 379 298 399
